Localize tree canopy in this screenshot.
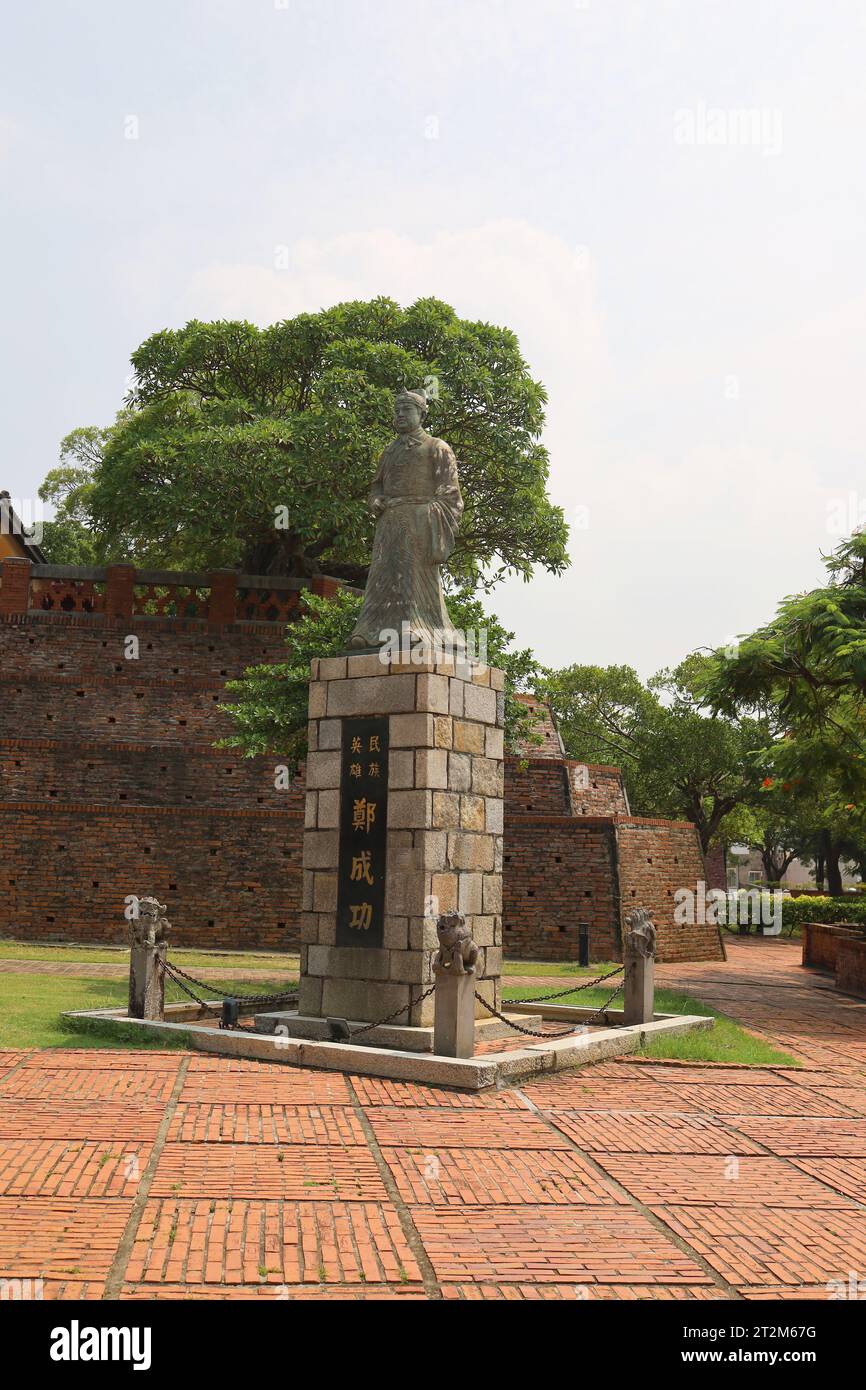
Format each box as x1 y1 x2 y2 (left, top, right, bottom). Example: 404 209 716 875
541 654 769 852
40 298 569 588
704 532 866 893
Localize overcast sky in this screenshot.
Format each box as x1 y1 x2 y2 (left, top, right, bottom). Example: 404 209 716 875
3 0 865 674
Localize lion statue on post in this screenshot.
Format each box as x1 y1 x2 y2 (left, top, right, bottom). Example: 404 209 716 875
130 896 171 949
433 910 479 976
624 905 656 959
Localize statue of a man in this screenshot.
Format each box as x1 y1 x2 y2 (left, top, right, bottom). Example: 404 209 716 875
347 388 464 652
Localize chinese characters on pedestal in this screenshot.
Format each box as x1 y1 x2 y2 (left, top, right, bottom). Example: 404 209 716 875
336 716 390 947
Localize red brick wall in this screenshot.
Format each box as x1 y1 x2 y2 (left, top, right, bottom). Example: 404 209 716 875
3 803 302 949
802 922 861 972
503 816 620 961
835 937 866 998
615 817 723 963
502 812 724 964
0 613 303 950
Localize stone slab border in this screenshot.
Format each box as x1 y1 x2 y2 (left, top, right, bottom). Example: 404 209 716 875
61 1002 712 1091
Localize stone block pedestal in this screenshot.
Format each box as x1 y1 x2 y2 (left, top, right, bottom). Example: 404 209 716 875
299 652 505 1027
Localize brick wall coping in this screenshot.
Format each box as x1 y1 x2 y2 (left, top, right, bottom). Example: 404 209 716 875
505 755 623 774
0 735 304 763
504 811 702 833
0 673 231 691
0 800 303 823
0 611 293 634
27 563 312 591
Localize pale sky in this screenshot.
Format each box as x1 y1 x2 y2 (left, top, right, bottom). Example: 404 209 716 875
3 0 866 674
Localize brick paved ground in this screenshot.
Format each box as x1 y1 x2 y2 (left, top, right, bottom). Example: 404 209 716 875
1 934 864 1300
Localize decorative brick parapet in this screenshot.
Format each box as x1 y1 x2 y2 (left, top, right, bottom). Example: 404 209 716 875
0 557 31 615
300 652 505 1025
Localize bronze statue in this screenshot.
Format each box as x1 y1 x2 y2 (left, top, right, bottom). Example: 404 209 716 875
347 388 464 652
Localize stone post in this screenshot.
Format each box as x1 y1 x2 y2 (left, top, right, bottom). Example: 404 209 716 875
623 906 656 1025
127 895 170 1020
432 911 479 1057
300 651 505 1027
128 940 167 1020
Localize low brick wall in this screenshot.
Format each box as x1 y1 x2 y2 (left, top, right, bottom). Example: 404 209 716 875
801 921 862 972
836 936 866 998
3 803 302 949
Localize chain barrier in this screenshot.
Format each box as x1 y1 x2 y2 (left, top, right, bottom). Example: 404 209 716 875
473 992 580 1039
163 959 299 1008
162 960 298 1030
474 973 626 1040
346 984 437 1038
508 963 624 1006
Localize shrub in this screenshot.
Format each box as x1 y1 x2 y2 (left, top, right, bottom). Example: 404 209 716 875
781 895 866 932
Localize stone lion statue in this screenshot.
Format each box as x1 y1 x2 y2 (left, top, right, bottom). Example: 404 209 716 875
130 896 171 948
433 910 479 976
624 906 656 959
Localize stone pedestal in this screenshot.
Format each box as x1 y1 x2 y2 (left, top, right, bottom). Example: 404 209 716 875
128 941 166 1020
299 652 505 1026
623 946 655 1025
433 969 477 1058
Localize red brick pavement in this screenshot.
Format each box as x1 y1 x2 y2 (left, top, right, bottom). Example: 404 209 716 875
1 935 865 1300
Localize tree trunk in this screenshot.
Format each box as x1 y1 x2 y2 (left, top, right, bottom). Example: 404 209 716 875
815 853 825 890
826 844 843 897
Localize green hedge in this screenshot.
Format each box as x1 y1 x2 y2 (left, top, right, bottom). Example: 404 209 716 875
781 895 866 932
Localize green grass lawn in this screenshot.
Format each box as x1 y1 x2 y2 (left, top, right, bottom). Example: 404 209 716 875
502 983 798 1067
503 959 620 977
0 940 299 971
0 973 294 1050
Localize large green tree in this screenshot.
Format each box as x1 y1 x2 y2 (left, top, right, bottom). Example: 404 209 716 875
705 532 866 892
40 298 569 587
541 655 768 852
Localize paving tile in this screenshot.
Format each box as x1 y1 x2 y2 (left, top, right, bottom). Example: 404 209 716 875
0 1140 152 1198
593 1154 854 1207
149 1143 387 1201
522 1075 686 1113
351 1077 529 1108
381 1147 625 1206
119 1281 428 1299
0 1198 132 1279
410 1205 711 1285
168 1103 366 1145
0 1068 178 1102
124 1198 421 1285
652 1205 866 1288
0 1098 166 1141
730 1116 866 1156
20 1050 183 1070
365 1106 567 1149
546 1110 764 1155
179 1070 353 1106
441 1282 726 1300
655 1083 858 1118
792 1158 866 1204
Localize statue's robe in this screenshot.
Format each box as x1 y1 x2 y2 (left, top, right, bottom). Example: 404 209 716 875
349 428 463 650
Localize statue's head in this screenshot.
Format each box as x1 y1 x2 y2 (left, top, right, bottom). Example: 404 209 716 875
394 388 428 433
436 909 467 947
